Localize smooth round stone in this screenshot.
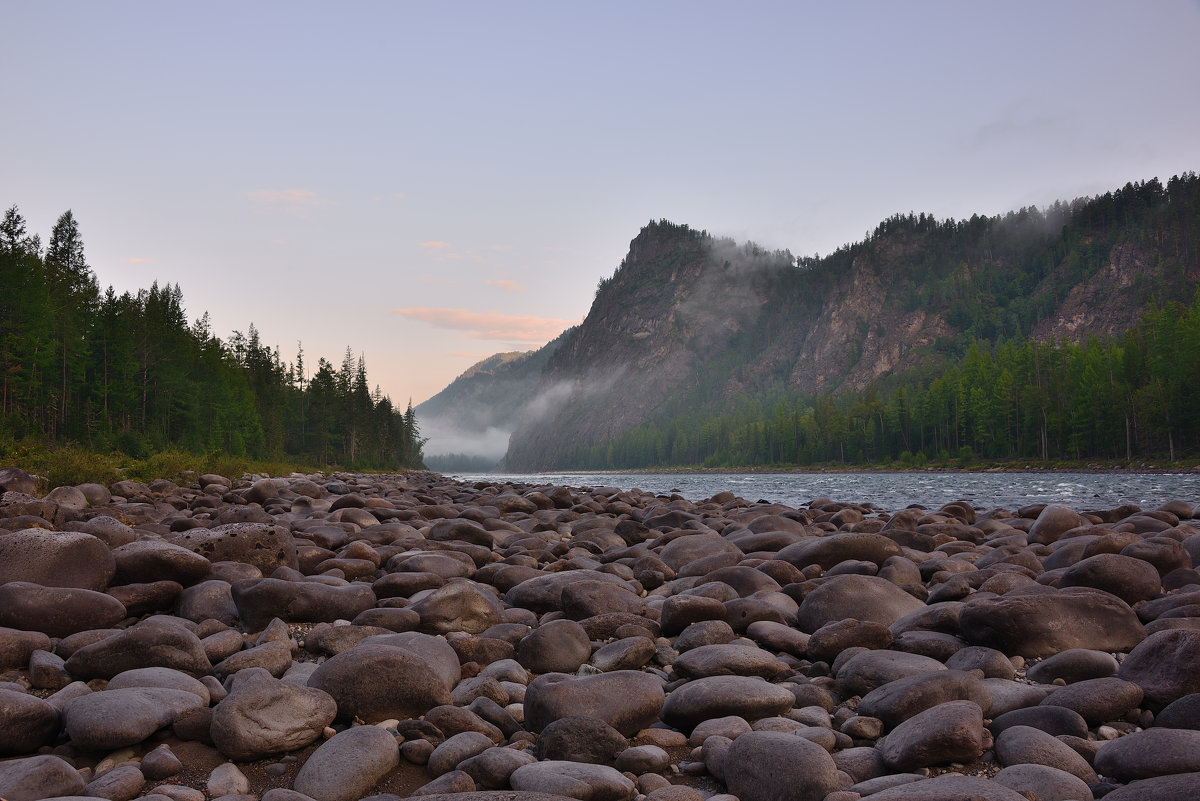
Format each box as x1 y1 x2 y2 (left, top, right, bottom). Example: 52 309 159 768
1026 648 1119 684
807 618 893 664
293 725 400 801
875 700 985 771
989 705 1090 740
509 760 636 801
614 744 670 774
945 645 1017 680
866 774 1031 800
428 731 495 776
1118 629 1200 710
84 763 146 800
958 588 1146 657
533 716 626 764
140 744 184 780
858 669 992 728
1039 676 1144 725
722 730 841 801
111 538 213 585
231 577 377 631
672 643 787 680
1093 727 1200 781
108 667 210 703
834 649 946 697
1058 553 1163 605
992 764 1094 801
994 725 1097 783
0 754 87 800
64 618 212 679
409 580 505 635
523 671 664 736
210 672 336 761
590 637 657 672
744 620 809 657
795 575 925 633
517 619 591 674
674 619 737 651
1155 693 1200 730
457 746 539 790
0 688 59 755
307 643 453 723
62 686 205 750
0 627 52 670
1102 773 1200 801
659 595 728 636
560 580 645 620
0 528 116 590
0 582 127 638
660 675 794 732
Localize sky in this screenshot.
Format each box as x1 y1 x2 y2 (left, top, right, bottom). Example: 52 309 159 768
4 1 1200 410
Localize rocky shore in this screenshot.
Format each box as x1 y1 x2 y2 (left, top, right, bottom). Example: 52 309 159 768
0 465 1198 801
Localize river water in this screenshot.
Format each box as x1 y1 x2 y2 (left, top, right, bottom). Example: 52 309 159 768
450 471 1200 514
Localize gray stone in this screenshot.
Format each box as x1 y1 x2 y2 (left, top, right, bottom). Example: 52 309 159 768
524 670 664 736
722 730 841 801
0 582 126 638
0 754 86 801
428 731 495 776
994 725 1097 783
660 675 794 732
959 588 1146 657
84 764 146 801
63 686 205 750
292 725 400 801
992 764 1094 801
0 528 115 590
64 619 212 679
1094 727 1200 782
307 643 453 723
796 574 925 632
509 761 636 801
534 716 627 764
1118 629 1200 710
0 688 59 755
210 671 336 761
170 522 298 574
876 700 985 771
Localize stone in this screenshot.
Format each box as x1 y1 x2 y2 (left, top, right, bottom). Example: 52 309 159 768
944 645 1017 680
409 580 505 635
989 705 1090 739
867 775 1030 800
561 580 645 619
84 763 146 801
62 686 205 750
1026 648 1119 684
796 574 925 632
776 531 901 570
992 764 1094 801
858 669 993 728
958 588 1146 657
207 762 250 797
232 577 377 631
590 636 658 671
111 538 213 585
672 642 788 680
517 619 592 674
457 747 539 790
140 744 184 780
1155 693 1200 730
1040 676 1144 725
108 667 210 703
994 725 1097 783
64 618 212 679
412 770 477 796
428 731 495 776
534 716 627 764
834 649 947 697
0 581 126 638
0 626 52 669
614 744 670 774
1102 773 1200 801
524 671 665 736
807 618 893 663
1118 629 1200 710
722 730 841 801
1058 553 1163 605
660 675 794 732
875 700 986 771
170 522 299 573
1093 727 1200 781
210 671 336 760
509 760 636 801
307 643 453 723
0 688 60 755
177 579 239 626
107 579 183 616
0 754 87 801
0 528 115 589
1029 504 1088 544
212 640 293 680
292 725 399 801
659 594 727 636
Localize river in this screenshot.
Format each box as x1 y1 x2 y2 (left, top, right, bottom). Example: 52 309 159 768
449 470 1200 513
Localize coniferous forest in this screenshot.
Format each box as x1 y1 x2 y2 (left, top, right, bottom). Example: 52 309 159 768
0 206 425 469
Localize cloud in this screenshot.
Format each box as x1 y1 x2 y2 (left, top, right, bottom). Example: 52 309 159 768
124 257 153 264
486 279 523 292
419 240 450 250
391 307 577 344
246 188 326 213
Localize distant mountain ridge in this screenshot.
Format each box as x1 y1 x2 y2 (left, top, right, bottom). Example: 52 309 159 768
418 174 1200 470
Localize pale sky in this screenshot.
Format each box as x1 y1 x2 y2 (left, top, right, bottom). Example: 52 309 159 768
4 1 1199 405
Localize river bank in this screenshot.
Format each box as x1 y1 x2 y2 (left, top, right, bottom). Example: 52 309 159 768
1 465 1198 801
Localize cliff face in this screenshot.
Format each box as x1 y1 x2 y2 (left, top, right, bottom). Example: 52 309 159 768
423 177 1200 470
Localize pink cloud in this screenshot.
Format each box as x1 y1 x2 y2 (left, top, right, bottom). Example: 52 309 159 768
419 240 450 250
486 279 523 292
124 257 153 264
246 188 325 213
391 307 577 344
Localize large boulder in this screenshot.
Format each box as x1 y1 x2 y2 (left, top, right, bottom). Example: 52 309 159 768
307 643 453 723
63 618 212 679
0 754 86 801
876 700 986 771
211 671 336 760
1118 629 1200 710
958 587 1146 657
409 579 505 635
524 671 665 736
111 538 213 586
723 730 841 801
0 582 126 637
293 724 400 801
232 577 377 631
62 686 205 750
0 528 115 590
660 675 794 732
795 575 925 633
169 522 299 574
0 689 60 755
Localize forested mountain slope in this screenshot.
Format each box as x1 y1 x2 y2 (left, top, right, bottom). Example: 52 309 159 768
495 173 1200 470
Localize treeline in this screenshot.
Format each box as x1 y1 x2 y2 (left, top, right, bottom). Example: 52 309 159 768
567 293 1200 469
0 206 425 469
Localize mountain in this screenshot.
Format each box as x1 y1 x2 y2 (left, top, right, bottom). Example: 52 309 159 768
416 333 566 466
425 174 1200 470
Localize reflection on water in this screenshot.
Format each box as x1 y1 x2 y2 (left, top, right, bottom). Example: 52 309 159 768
452 471 1200 513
